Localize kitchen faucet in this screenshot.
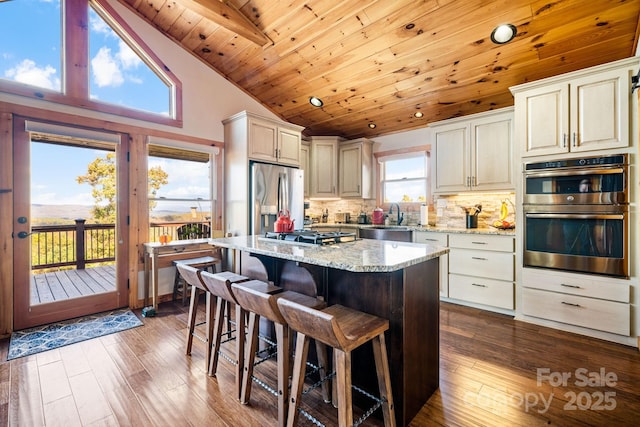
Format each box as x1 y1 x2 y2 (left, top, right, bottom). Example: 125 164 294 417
389 203 404 225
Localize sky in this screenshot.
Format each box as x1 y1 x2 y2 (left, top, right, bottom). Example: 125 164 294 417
1 0 208 212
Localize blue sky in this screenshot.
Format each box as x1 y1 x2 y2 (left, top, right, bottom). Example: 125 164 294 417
0 0 169 112
1 0 208 211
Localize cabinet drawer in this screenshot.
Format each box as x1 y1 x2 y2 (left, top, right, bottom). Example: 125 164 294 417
522 268 629 303
522 288 629 336
414 231 448 245
449 249 513 281
449 274 514 309
449 233 513 251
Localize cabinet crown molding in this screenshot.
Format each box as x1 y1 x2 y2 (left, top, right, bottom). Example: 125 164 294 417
222 110 305 132
428 106 514 128
509 56 640 95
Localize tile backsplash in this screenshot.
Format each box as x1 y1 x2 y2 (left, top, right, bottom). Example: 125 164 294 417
307 192 515 228
431 193 516 228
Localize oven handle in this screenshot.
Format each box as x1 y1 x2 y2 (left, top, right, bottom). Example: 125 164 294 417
525 213 625 220
524 167 624 178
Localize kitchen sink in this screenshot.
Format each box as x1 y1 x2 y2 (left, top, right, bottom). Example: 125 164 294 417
359 227 412 242
368 225 410 230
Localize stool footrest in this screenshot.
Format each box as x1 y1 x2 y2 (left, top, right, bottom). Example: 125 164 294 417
297 374 388 427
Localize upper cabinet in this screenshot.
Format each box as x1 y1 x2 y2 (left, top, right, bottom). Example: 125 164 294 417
309 136 342 198
222 111 305 235
339 138 373 198
431 108 514 194
511 57 639 157
224 111 304 167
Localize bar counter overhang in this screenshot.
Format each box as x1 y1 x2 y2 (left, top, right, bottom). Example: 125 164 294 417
210 235 448 426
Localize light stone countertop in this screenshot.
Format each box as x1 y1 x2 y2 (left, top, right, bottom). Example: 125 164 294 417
309 223 516 236
209 235 448 273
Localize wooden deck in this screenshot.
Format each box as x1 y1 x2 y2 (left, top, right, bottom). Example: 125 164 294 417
30 265 116 305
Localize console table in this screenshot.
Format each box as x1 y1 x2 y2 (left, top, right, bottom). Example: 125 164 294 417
142 239 216 309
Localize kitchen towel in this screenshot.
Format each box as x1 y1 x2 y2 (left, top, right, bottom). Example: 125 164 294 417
420 204 429 225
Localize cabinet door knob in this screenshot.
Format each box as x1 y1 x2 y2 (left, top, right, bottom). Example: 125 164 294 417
572 132 577 147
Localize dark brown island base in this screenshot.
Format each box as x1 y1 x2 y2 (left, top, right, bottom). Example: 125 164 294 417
210 235 448 426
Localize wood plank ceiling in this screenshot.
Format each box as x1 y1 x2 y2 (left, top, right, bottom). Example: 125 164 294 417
118 0 640 139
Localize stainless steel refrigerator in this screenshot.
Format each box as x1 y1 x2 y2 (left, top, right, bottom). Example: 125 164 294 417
250 162 304 235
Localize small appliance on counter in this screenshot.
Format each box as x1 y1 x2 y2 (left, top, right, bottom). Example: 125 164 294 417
274 210 295 232
372 208 385 225
335 212 350 224
358 211 368 224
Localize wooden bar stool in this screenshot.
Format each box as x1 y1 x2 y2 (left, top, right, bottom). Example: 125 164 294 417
277 300 396 427
198 274 281 399
173 255 218 305
231 283 330 427
175 263 221 372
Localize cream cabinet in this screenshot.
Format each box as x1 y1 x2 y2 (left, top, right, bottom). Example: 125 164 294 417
241 112 302 166
414 231 448 297
431 108 513 194
300 141 310 197
512 58 638 157
222 111 304 235
521 268 630 336
339 138 373 198
309 136 342 198
447 233 515 311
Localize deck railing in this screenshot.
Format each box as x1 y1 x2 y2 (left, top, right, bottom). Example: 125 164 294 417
31 220 210 271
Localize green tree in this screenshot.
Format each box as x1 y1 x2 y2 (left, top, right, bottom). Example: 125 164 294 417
77 152 168 223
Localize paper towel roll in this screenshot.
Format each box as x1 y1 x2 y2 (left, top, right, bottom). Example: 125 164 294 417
420 204 428 225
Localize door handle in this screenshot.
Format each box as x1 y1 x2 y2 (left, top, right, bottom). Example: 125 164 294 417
14 231 31 239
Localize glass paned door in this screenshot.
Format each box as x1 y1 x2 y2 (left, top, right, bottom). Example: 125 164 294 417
12 117 128 329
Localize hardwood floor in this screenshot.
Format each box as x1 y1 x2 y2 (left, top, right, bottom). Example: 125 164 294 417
0 301 638 426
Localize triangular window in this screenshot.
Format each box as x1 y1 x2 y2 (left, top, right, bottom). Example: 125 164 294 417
0 0 180 125
89 3 171 116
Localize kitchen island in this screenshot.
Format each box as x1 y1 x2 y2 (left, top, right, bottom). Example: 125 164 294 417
210 235 448 426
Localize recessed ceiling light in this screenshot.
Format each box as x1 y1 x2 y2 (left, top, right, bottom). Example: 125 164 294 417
368 123 376 129
309 96 323 107
490 24 517 44
414 111 424 118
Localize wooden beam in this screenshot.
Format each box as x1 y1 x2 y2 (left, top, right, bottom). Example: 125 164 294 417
0 113 13 336
176 0 271 46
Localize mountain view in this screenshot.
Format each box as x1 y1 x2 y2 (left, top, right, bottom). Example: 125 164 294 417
31 204 93 221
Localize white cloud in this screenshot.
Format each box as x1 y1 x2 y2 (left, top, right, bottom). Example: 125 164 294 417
116 40 141 70
148 158 210 199
91 41 143 88
32 191 93 205
4 59 60 90
90 11 115 38
91 46 124 88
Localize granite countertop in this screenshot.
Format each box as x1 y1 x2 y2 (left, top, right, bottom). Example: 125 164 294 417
209 235 448 273
309 223 516 236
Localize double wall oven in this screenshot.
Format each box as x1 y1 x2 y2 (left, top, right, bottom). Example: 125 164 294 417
523 154 628 278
